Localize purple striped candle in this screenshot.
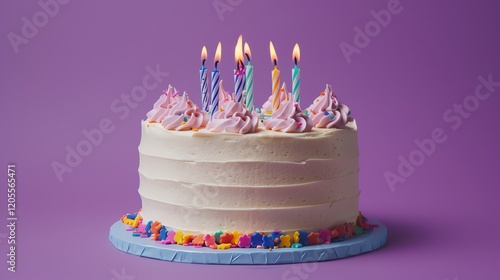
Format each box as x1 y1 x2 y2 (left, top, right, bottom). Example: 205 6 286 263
210 42 222 119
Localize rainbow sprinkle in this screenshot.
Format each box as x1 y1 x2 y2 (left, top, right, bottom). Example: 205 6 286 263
120 211 377 250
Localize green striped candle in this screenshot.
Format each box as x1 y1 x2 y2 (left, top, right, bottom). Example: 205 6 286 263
292 43 301 104
244 42 254 112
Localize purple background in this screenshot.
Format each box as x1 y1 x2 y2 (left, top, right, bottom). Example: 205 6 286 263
1 0 499 279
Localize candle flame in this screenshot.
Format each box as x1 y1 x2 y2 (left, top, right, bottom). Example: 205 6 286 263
270 41 278 66
244 42 252 61
293 43 300 65
201 46 207 64
234 35 243 65
214 42 222 66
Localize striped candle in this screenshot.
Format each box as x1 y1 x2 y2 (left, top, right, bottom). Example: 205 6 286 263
292 43 301 104
234 35 245 103
210 68 220 118
244 42 254 112
200 46 209 112
234 64 245 103
292 65 300 104
245 63 254 111
270 41 280 112
272 66 281 112
210 42 222 119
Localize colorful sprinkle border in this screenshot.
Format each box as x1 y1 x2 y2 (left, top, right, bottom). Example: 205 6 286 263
121 211 377 250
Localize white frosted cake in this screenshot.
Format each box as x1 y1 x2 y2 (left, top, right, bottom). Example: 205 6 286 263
120 83 374 249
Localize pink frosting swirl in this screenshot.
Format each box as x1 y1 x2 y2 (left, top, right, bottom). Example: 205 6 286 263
263 83 312 133
206 81 259 134
261 90 286 115
306 84 351 129
146 85 177 122
160 92 208 131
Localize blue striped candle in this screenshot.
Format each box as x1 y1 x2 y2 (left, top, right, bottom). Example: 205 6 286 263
200 46 210 112
210 68 220 118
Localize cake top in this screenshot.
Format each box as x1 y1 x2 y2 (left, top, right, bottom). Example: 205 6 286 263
145 36 354 134
146 82 352 134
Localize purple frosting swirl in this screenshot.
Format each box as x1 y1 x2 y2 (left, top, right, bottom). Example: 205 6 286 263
306 84 351 129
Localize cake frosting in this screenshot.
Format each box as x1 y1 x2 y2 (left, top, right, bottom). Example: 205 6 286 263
138 120 359 233
160 92 208 131
306 84 351 128
146 85 180 122
205 81 259 134
263 83 313 133
261 87 286 115
121 81 373 249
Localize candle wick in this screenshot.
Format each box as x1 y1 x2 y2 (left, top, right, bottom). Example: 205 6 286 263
202 59 206 67
294 57 297 66
236 60 244 71
215 60 219 69
245 53 251 62
273 59 277 67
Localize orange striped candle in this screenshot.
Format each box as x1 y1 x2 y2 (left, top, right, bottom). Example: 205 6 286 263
269 41 280 112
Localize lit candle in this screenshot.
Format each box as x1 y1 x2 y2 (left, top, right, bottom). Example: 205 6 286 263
210 42 222 119
234 35 245 103
292 43 301 104
244 42 254 112
200 46 209 112
269 41 281 112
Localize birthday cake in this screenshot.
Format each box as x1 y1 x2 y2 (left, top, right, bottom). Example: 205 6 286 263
116 38 378 251
119 81 377 248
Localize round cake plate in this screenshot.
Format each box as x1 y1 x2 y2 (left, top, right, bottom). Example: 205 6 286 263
109 220 387 265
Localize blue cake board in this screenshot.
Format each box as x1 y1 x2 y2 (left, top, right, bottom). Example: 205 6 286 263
109 220 387 265
109 220 387 264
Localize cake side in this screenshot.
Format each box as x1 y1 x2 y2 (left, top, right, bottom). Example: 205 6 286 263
138 120 360 233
